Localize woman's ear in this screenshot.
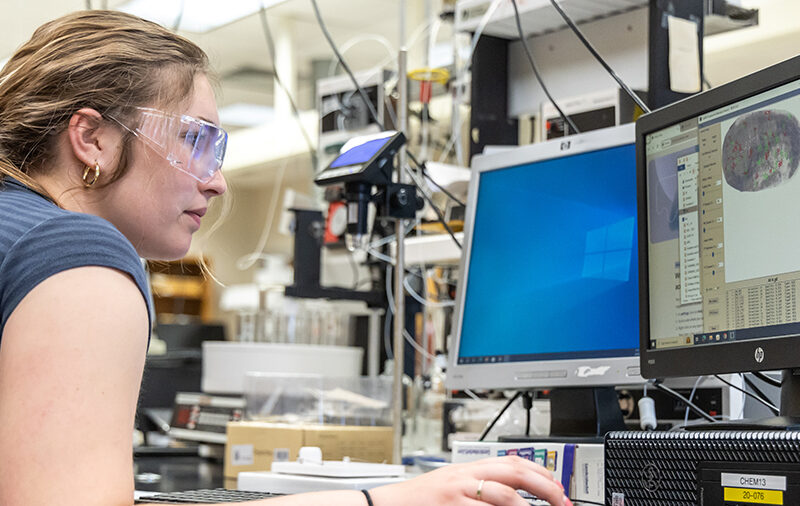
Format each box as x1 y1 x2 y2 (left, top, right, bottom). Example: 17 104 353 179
66 108 117 169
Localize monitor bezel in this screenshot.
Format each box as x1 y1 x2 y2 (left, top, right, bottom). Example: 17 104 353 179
637 54 800 379
446 124 643 391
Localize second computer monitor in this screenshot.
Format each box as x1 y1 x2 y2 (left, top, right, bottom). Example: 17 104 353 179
637 55 800 418
447 124 641 392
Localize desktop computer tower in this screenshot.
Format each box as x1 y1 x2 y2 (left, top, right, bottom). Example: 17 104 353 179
605 430 800 506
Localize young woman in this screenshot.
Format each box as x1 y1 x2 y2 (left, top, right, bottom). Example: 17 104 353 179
0 10 572 506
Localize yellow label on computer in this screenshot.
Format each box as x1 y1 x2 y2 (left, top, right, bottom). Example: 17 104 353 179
723 487 783 505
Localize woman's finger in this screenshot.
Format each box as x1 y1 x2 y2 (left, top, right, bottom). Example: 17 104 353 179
465 479 531 506
470 455 556 482
464 457 570 506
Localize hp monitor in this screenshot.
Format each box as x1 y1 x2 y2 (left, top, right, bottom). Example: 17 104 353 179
638 54 800 420
446 124 642 434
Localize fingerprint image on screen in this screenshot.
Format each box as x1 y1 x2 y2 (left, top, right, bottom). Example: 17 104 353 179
722 109 800 192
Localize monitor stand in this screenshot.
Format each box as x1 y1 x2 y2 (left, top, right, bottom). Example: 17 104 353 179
683 369 800 431
498 387 626 444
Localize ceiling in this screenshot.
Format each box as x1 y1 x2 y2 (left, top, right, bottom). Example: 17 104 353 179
0 0 413 126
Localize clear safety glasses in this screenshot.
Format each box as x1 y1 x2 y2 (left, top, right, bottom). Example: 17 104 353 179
110 107 228 183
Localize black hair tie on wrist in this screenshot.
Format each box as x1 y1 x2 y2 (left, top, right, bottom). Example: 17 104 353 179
360 489 374 506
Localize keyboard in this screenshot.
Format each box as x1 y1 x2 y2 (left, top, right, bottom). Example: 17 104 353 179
135 488 282 503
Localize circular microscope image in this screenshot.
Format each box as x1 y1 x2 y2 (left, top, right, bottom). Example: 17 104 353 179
722 109 800 192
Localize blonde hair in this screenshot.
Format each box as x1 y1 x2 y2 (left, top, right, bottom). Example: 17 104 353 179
0 10 210 197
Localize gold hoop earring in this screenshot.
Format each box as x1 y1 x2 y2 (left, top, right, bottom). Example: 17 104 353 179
82 163 100 187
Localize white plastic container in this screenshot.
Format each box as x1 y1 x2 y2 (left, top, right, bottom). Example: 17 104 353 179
201 342 364 394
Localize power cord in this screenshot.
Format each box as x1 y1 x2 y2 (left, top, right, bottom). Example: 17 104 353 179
651 380 716 423
478 391 523 441
548 0 650 114
258 7 318 171
715 374 779 416
742 375 776 409
404 159 462 249
751 371 782 388
638 381 657 431
521 391 533 437
310 0 464 250
684 376 704 427
420 169 466 208
510 0 579 135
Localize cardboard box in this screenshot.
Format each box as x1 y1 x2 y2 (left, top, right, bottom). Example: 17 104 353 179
224 421 393 479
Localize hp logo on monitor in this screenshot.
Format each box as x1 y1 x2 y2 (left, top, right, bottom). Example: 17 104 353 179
754 347 765 363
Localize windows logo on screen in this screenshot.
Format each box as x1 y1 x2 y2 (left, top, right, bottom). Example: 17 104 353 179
582 217 635 282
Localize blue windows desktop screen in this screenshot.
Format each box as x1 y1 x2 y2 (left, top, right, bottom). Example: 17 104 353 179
457 143 639 364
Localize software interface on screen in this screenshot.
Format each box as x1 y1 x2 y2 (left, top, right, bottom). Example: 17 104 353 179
456 143 640 364
645 78 800 352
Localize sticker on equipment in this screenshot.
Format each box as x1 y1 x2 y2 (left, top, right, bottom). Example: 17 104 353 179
231 444 254 466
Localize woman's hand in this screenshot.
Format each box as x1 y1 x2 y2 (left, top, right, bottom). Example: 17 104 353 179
369 456 572 506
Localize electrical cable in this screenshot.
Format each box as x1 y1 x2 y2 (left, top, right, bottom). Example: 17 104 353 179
311 0 461 250
510 0 579 136
525 406 531 437
522 391 533 437
383 266 395 360
548 0 651 114
714 374 779 415
310 0 382 131
421 170 466 207
405 157 462 249
326 34 396 78
743 375 776 413
652 380 716 423
684 376 704 427
478 391 523 441
415 182 462 249
258 7 318 171
752 371 782 388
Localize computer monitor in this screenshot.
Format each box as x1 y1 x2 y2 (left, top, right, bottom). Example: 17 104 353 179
638 54 800 420
446 124 642 434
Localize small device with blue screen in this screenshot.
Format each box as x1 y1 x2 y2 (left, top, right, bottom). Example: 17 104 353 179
446 124 642 437
313 131 420 252
314 131 405 186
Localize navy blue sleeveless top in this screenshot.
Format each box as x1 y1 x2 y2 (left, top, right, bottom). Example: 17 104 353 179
0 177 151 339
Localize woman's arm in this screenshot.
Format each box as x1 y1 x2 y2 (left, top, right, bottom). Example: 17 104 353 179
137 455 572 506
0 266 149 506
0 267 571 506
